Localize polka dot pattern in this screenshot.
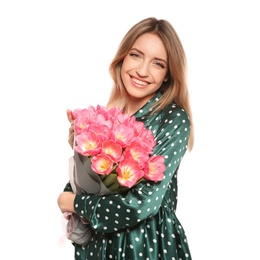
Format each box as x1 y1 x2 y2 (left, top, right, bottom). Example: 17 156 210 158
64 93 192 259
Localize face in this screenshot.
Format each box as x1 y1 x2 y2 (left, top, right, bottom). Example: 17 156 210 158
121 33 168 109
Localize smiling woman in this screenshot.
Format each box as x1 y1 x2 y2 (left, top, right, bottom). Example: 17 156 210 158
58 17 194 260
120 33 169 115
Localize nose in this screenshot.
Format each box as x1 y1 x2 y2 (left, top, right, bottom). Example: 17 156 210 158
136 62 149 77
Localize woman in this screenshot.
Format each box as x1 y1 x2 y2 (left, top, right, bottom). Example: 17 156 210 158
58 17 194 259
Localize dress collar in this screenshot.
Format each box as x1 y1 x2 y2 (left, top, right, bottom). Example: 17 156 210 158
133 92 162 119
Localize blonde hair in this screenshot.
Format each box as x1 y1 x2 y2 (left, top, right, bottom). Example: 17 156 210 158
107 17 194 151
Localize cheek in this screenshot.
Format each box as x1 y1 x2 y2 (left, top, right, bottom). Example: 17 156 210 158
121 56 136 72
121 58 134 82
121 57 128 71
120 62 126 77
120 61 128 80
121 60 127 73
154 71 167 84
120 61 129 85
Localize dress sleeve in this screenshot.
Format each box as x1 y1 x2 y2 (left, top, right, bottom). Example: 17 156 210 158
63 182 73 192
73 105 191 233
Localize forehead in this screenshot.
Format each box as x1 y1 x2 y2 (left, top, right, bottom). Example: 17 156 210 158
132 33 167 59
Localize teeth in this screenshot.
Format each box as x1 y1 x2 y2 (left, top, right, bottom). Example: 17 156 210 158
133 78 148 86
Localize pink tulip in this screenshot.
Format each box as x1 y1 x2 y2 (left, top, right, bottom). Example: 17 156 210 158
101 140 123 162
144 155 166 182
91 154 114 175
123 143 150 168
111 124 136 148
116 158 144 188
74 130 102 156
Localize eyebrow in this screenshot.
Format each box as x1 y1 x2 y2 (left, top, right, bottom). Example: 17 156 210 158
130 48 168 65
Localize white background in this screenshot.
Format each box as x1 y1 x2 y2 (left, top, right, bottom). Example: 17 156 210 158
1 1 259 259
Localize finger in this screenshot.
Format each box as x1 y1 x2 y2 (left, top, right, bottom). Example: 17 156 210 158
68 134 74 148
66 109 74 123
68 123 75 148
69 123 74 131
68 124 74 136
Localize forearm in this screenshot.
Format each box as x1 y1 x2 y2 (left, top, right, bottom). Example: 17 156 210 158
57 191 76 213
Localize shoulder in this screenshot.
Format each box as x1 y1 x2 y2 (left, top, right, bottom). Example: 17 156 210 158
161 103 190 125
155 103 190 138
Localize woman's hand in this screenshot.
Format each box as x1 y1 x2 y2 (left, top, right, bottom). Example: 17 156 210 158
67 109 74 149
57 191 76 213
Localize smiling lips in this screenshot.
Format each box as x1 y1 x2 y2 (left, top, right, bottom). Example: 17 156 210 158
131 77 149 88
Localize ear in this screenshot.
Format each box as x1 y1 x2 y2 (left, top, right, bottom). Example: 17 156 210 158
163 77 168 82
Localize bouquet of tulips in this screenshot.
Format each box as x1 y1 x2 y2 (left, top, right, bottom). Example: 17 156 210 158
70 104 166 194
66 105 166 245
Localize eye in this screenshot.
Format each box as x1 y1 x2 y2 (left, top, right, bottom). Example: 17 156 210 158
129 52 141 58
154 61 166 69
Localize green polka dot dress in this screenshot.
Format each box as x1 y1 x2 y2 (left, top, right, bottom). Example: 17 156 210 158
64 92 192 259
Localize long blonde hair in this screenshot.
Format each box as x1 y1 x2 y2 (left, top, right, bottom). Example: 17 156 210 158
107 17 194 151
